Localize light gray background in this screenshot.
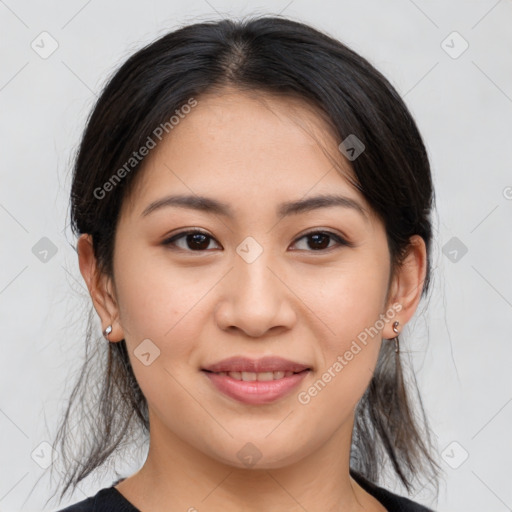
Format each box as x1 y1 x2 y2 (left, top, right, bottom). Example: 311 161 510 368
1 1 511 511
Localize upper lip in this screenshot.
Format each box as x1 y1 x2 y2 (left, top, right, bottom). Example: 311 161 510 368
202 356 311 373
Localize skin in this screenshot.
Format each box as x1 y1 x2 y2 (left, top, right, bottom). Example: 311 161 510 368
78 88 427 512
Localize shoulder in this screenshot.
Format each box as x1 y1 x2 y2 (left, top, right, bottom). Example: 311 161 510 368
54 486 140 512
350 470 436 512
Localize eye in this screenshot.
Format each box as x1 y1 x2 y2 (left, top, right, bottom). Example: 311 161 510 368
291 230 352 252
162 229 352 253
162 229 221 252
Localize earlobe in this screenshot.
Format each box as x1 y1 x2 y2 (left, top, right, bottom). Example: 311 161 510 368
77 233 123 342
384 235 427 340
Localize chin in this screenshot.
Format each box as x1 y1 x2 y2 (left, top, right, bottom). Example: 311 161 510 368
212 441 308 471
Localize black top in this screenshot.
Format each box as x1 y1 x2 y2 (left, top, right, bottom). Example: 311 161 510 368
55 470 434 511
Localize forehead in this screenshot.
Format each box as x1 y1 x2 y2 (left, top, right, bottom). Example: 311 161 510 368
121 88 371 221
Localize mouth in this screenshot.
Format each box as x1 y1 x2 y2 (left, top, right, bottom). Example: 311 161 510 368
201 369 310 381
201 369 311 405
201 355 312 374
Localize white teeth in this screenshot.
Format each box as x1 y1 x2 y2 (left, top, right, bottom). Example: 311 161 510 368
218 370 296 381
257 371 279 381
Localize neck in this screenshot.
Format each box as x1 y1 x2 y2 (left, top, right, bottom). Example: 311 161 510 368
115 412 384 512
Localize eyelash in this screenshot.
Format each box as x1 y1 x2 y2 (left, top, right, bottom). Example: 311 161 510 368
161 229 353 253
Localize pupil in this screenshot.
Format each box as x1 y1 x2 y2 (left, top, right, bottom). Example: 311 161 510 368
309 234 329 250
188 233 209 250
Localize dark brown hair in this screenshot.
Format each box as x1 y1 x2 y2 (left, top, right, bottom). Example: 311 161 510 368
47 14 442 507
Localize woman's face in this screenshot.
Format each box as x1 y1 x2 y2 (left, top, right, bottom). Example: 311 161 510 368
89 89 406 469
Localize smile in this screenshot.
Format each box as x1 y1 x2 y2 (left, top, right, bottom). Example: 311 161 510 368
202 369 310 405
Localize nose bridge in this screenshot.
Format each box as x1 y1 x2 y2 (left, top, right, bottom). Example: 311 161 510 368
234 236 280 308
217 235 293 336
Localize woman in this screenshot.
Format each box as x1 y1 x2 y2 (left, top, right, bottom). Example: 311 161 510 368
52 14 441 511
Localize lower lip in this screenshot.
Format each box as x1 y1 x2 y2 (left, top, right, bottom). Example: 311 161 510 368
202 370 309 405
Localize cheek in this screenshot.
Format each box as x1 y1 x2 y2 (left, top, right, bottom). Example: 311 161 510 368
112 252 212 411
298 292 383 425
313 262 388 347
113 247 211 352
302 261 387 405
109 230 212 424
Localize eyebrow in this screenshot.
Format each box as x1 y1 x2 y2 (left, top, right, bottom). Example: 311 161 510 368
140 193 369 221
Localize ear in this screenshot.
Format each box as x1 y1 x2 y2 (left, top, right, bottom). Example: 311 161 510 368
383 235 427 340
77 233 124 342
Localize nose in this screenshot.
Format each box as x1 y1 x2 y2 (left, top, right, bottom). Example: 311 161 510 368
214 247 296 338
